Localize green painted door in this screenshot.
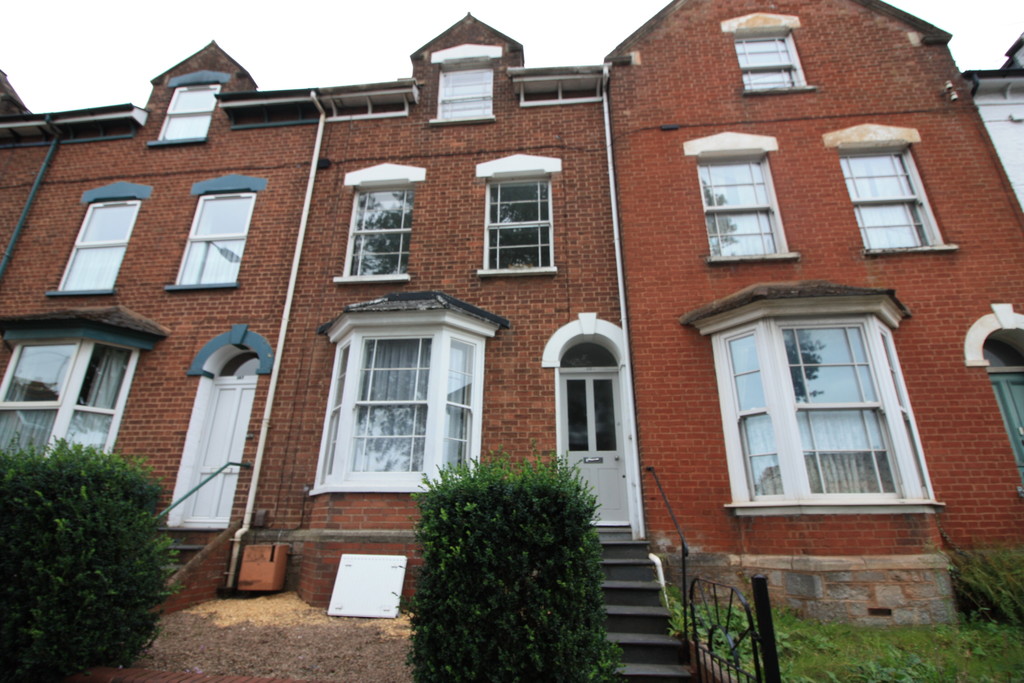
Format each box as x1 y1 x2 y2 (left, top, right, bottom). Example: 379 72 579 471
990 372 1024 485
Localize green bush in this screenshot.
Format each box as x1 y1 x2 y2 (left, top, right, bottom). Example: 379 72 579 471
0 441 174 682
409 457 620 682
949 546 1024 628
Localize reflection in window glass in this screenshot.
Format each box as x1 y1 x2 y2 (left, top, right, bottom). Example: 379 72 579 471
487 181 552 269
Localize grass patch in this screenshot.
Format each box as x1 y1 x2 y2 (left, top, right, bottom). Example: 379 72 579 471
773 609 1024 682
666 586 1024 682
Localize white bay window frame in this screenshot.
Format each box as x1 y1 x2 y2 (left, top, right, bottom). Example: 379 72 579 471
0 339 139 451
315 310 493 493
703 307 933 514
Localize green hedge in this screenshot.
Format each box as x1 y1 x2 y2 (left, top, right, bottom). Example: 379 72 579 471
0 442 174 682
409 457 620 682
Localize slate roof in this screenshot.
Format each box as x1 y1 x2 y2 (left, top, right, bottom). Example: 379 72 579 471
318 292 510 334
679 281 911 326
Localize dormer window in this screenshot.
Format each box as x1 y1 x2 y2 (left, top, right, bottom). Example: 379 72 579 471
160 84 220 141
439 70 493 119
430 44 501 124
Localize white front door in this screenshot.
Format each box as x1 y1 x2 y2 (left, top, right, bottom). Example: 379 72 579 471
561 371 628 523
181 373 256 527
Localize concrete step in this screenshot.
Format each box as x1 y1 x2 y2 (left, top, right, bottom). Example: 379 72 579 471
619 662 692 682
601 540 651 561
608 631 684 665
605 604 673 635
602 558 658 582
603 579 664 607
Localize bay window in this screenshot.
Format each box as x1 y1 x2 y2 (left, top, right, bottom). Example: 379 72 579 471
0 340 137 450
693 290 934 510
316 294 505 492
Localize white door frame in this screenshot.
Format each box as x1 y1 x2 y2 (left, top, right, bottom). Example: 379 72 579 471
543 314 644 537
168 346 258 528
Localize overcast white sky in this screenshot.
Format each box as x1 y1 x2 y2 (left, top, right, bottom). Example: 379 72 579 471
2 0 1022 114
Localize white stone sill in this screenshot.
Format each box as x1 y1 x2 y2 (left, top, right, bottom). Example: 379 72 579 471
863 244 959 257
725 499 944 516
477 266 558 278
706 251 801 265
332 274 411 284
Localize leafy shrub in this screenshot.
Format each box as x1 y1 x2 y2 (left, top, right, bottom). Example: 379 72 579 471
409 457 620 682
949 546 1024 628
0 441 174 682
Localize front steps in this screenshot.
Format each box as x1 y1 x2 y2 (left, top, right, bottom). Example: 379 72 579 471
600 527 691 682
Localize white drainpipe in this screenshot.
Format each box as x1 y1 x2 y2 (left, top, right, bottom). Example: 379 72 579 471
226 92 327 588
602 64 646 539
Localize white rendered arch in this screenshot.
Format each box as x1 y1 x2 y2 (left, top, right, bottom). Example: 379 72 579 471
964 304 1024 367
542 313 626 368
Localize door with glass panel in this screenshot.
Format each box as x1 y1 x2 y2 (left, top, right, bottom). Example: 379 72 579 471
181 354 258 527
560 355 627 523
984 338 1024 486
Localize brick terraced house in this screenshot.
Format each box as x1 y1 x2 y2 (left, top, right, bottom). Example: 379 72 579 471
607 0 1024 624
0 0 1021 628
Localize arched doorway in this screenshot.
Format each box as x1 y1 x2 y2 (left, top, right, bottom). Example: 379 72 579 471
169 344 264 528
559 342 629 524
985 336 1024 486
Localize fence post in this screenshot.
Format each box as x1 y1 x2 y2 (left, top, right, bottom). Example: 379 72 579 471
751 575 781 683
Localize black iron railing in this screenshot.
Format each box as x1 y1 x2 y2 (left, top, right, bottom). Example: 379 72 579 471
689 575 781 683
644 466 690 633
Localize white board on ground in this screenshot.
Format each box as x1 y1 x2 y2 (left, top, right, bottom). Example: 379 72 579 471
327 554 407 618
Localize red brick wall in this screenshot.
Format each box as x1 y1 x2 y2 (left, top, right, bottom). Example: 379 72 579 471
0 21 620 602
610 0 1024 556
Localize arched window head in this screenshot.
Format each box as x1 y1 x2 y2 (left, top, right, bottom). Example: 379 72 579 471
984 336 1024 368
561 343 616 368
219 352 260 378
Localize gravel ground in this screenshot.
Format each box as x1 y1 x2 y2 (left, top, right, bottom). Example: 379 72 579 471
135 592 413 682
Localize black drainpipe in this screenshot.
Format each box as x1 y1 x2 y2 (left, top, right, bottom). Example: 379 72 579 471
0 116 60 285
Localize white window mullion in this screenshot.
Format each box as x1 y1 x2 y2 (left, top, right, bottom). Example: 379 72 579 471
761 319 811 499
48 340 91 441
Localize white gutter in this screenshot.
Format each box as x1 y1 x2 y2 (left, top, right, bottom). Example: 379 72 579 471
602 64 646 539
226 91 327 588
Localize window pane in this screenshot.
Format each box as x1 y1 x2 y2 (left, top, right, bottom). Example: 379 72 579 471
566 379 588 451
66 411 114 449
799 409 894 494
82 204 136 243
162 114 212 141
742 414 781 496
707 212 775 256
593 379 617 451
0 409 56 449
353 405 427 472
361 339 431 401
736 38 791 68
180 239 245 284
171 87 218 113
701 163 767 207
77 345 130 410
5 345 76 402
447 341 474 406
855 205 924 249
786 328 876 404
64 247 125 291
195 196 253 237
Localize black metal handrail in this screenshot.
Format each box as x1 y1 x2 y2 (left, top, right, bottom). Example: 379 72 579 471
644 466 690 633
